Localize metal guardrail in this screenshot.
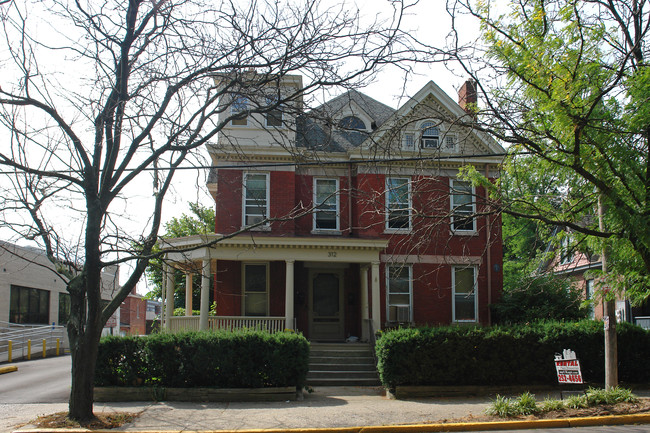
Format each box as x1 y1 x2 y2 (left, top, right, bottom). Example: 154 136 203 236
0 321 67 362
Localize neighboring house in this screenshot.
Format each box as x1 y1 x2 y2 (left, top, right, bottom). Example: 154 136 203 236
119 289 147 336
546 232 650 329
0 241 120 335
160 75 505 341
145 299 162 334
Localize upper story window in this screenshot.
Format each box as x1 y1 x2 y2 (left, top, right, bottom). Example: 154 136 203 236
451 179 476 232
265 96 283 127
420 122 440 149
313 178 339 231
387 265 412 323
560 235 573 264
339 116 366 131
453 266 477 322
231 95 249 126
243 173 269 227
243 263 268 316
403 133 415 150
386 177 411 231
444 134 457 149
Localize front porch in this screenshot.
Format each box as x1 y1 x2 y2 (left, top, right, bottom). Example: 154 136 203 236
159 234 389 341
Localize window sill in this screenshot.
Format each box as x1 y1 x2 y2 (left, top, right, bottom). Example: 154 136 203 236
311 229 342 236
384 228 412 235
450 230 478 236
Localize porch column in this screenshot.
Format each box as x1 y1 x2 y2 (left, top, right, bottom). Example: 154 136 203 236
360 265 370 342
185 272 193 316
371 261 381 334
164 262 175 331
199 259 210 331
284 260 295 330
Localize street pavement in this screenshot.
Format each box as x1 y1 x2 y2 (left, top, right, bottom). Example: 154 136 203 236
2 357 650 433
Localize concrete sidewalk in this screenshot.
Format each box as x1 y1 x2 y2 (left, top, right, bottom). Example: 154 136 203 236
7 386 650 433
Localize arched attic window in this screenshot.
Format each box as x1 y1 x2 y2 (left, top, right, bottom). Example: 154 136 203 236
338 115 366 131
420 121 440 149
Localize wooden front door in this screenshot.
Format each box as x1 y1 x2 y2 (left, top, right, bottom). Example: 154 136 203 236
309 269 344 341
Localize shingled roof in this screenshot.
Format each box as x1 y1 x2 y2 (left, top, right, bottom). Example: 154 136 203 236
297 89 396 152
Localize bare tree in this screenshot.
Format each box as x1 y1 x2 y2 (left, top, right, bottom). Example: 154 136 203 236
0 0 431 420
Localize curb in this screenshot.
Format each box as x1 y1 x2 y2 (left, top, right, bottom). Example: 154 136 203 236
0 365 18 374
13 413 650 433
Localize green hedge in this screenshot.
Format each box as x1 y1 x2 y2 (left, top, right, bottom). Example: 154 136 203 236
96 330 309 388
375 321 650 389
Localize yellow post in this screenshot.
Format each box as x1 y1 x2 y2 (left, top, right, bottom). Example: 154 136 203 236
27 339 31 360
56 338 60 356
7 341 12 363
42 339 46 358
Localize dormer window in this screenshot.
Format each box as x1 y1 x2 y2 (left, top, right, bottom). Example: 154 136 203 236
265 96 283 127
339 116 366 131
421 122 440 149
231 96 249 126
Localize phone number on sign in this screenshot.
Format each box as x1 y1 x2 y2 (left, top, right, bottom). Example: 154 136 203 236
557 374 582 383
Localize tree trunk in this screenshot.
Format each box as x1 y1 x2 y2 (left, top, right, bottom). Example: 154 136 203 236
599 194 618 389
68 333 100 421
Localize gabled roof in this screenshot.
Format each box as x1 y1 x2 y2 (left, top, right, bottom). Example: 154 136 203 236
297 89 396 152
361 80 505 156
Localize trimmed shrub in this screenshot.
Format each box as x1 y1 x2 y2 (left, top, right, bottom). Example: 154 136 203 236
375 320 650 389
95 330 309 388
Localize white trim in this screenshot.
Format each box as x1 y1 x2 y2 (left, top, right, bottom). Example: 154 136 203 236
385 177 412 231
242 172 270 229
452 265 478 323
386 264 413 324
313 177 340 231
241 262 270 316
450 178 476 234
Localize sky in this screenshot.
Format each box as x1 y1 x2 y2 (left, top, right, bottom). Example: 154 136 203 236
0 0 484 294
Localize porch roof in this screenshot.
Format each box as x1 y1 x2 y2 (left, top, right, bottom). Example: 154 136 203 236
159 234 389 265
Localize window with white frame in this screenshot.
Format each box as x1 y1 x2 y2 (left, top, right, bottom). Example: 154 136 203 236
585 279 595 319
403 133 415 150
265 96 283 127
444 134 457 149
387 265 412 323
453 266 477 322
231 95 249 126
313 178 339 230
243 263 268 316
420 122 440 149
243 173 269 227
386 177 411 230
560 235 573 264
339 115 366 130
451 179 475 232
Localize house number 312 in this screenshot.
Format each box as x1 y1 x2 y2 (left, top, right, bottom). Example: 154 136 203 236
328 251 337 257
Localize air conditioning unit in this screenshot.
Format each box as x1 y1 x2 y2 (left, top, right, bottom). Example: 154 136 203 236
396 306 410 323
246 215 265 225
421 138 439 149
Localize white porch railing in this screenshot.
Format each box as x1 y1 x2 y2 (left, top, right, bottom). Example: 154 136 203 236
168 316 288 333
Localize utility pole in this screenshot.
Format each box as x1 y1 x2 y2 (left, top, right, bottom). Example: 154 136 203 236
599 194 618 389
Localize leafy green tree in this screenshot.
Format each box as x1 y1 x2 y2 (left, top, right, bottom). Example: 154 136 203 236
492 274 588 324
145 202 215 308
448 0 650 388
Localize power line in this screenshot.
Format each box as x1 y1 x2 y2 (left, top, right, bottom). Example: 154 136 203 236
0 152 509 176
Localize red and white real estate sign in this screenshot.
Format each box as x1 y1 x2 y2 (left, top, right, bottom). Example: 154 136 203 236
554 359 583 384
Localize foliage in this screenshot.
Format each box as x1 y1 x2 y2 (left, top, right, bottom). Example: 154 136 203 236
453 0 650 300
375 321 650 389
487 388 640 418
491 274 588 324
96 330 310 388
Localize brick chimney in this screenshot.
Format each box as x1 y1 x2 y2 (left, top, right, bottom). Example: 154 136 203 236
458 79 477 114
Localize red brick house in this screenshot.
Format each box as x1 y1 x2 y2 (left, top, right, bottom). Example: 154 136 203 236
120 289 147 336
160 76 504 341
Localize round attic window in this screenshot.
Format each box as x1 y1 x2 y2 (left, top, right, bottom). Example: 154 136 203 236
338 116 366 130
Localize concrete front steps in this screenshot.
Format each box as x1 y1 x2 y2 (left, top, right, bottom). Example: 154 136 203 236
306 342 381 386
